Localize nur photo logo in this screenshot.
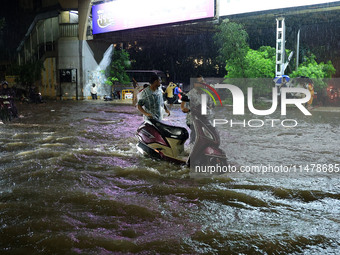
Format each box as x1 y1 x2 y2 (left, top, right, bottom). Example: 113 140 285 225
199 83 223 111
201 84 312 116
195 78 313 129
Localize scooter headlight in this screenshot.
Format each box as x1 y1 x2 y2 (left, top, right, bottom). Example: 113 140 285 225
162 126 182 136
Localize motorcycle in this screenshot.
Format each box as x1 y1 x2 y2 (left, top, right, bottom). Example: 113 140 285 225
135 107 227 166
0 95 18 122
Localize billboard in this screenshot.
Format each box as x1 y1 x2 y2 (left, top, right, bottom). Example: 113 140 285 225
219 0 340 16
92 0 215 34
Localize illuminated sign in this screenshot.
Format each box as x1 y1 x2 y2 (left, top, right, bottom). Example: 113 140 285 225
92 0 214 34
219 0 340 16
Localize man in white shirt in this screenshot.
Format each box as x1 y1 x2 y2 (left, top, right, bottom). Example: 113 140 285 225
90 83 98 100
137 75 170 120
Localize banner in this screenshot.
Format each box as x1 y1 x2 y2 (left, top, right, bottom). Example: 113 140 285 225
92 0 214 34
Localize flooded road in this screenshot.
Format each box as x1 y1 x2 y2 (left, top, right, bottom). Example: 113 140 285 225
0 100 339 254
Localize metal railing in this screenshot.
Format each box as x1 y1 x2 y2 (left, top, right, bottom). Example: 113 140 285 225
59 23 79 37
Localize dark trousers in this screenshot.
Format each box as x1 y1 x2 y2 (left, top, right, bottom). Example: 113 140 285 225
91 93 97 100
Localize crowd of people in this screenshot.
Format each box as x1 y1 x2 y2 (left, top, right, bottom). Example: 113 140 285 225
132 78 183 108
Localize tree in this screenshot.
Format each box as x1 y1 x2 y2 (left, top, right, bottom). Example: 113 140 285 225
226 46 276 78
290 53 336 93
105 48 131 86
214 19 337 98
222 46 278 97
214 19 249 77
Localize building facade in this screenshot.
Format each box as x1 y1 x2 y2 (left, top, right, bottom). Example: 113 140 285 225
16 0 113 100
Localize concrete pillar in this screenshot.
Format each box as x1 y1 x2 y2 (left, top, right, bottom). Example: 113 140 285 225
78 0 91 99
78 0 91 41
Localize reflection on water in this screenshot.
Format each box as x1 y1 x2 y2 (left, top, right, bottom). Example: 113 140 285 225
214 106 340 170
0 101 339 254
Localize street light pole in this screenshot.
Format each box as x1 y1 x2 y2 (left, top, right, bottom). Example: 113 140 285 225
296 29 300 71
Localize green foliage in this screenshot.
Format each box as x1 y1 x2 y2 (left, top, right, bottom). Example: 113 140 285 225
214 21 278 97
321 61 337 78
214 19 249 76
223 46 277 97
290 53 336 93
227 46 276 78
105 49 131 85
214 19 336 98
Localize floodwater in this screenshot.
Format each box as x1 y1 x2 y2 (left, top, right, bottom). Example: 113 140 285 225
0 100 339 254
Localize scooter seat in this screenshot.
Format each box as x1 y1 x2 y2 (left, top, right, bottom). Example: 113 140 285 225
148 118 189 141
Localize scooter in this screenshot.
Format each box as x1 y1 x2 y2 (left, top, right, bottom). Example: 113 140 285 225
135 107 227 166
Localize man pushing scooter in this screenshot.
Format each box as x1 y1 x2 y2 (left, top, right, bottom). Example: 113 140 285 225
135 75 227 168
137 74 170 120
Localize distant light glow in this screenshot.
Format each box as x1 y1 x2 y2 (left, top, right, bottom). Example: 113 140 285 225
219 0 340 16
92 0 214 34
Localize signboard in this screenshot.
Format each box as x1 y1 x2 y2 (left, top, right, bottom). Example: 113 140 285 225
92 0 214 34
124 92 133 99
5 76 18 86
219 0 340 16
